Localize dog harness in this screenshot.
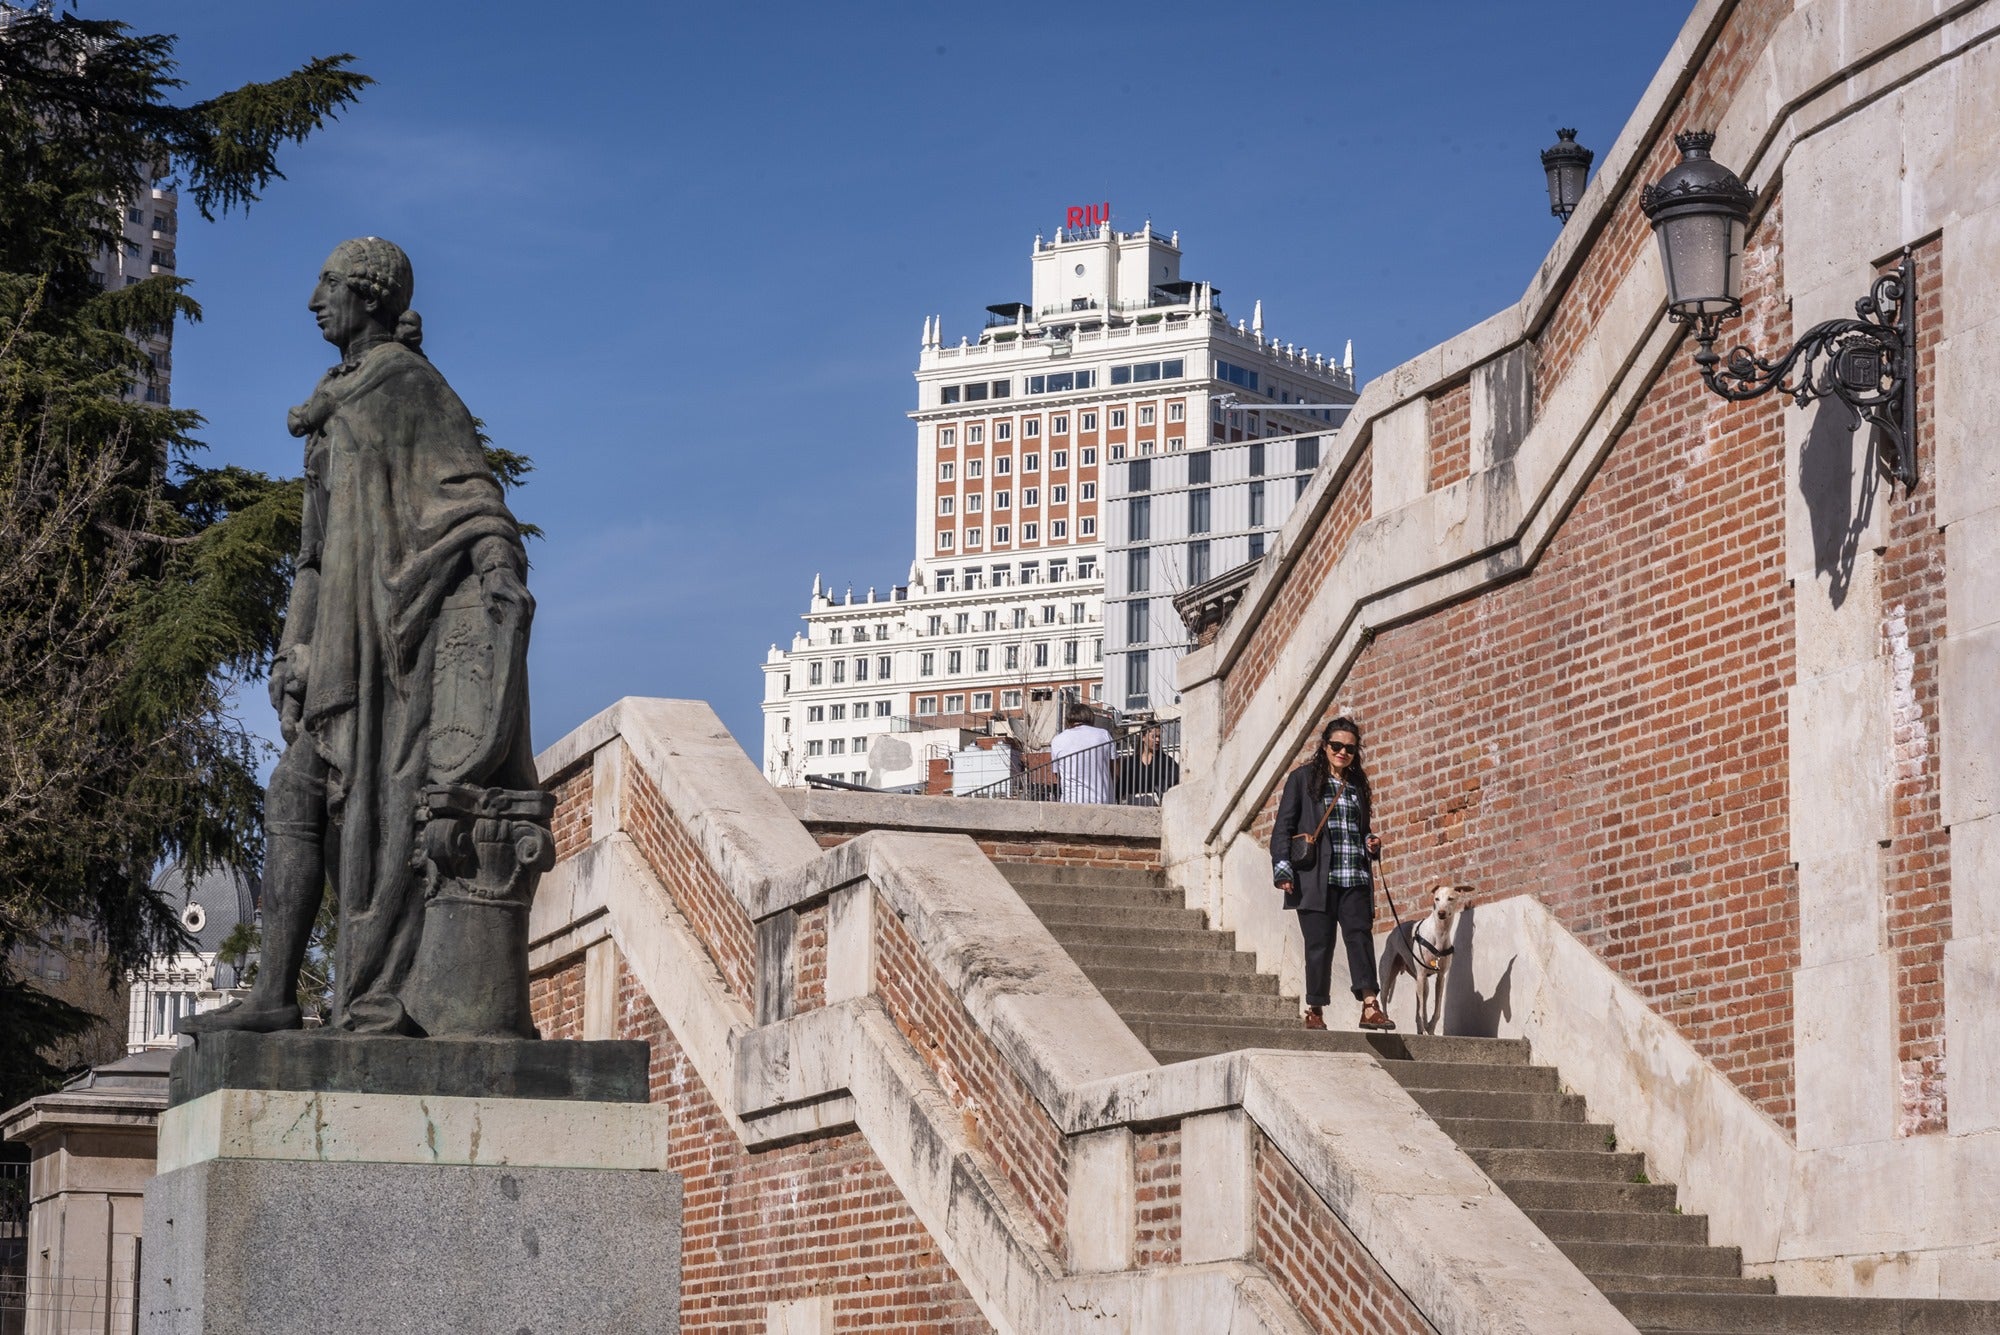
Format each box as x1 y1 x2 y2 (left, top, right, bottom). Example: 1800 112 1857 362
1412 929 1455 974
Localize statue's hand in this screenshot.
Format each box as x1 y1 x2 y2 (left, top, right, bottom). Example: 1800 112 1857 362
479 562 533 625
270 645 311 742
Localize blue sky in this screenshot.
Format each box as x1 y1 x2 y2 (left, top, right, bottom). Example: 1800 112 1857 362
113 2 1691 756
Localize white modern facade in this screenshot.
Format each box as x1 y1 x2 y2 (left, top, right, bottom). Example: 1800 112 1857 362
1105 428 1338 711
761 217 1353 785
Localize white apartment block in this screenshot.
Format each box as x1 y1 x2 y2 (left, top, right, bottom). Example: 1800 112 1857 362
93 184 180 404
762 217 1351 785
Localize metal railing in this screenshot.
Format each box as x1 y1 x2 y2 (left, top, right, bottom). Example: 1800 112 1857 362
963 721 1182 804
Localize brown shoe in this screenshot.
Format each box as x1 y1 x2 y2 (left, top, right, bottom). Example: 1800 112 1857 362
1358 999 1395 1031
1302 1007 1327 1031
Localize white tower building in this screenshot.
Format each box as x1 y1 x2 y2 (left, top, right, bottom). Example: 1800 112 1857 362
760 216 1355 787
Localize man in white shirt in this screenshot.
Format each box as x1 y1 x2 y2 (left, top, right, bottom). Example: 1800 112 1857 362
1049 705 1113 803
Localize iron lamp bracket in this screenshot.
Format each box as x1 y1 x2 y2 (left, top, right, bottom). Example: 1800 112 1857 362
1670 252 1916 489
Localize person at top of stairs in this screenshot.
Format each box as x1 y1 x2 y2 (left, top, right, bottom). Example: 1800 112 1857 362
1272 716 1395 1033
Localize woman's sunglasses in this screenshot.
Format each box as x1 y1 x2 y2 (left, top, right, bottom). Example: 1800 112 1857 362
1325 741 1358 755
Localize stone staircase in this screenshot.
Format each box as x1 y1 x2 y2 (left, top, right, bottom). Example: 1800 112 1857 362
999 863 2000 1335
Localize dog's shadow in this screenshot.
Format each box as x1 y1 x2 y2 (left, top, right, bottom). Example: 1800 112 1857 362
1441 903 1513 1038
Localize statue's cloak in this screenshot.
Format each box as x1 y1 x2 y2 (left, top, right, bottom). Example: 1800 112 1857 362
288 340 532 1031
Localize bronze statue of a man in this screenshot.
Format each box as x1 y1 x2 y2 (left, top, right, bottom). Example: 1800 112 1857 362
187 237 545 1039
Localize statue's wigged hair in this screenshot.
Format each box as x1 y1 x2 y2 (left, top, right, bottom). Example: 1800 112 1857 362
329 236 423 351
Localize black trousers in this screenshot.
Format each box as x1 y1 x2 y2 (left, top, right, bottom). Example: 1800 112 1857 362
1298 884 1380 1007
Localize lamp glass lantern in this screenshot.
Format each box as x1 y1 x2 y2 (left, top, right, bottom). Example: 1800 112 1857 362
1540 128 1594 222
1640 131 1756 319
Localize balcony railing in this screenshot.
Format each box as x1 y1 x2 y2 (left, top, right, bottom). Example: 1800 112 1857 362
962 721 1181 804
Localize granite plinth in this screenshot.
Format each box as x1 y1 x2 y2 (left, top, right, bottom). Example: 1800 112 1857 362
167 1029 649 1107
141 1157 682 1335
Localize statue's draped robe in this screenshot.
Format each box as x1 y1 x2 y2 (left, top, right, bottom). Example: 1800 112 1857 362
286 340 533 1032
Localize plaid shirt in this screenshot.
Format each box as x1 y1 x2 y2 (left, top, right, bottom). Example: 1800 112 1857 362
1317 782 1373 889
1272 780 1372 892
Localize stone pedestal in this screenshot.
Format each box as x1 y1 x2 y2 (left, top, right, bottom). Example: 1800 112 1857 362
140 1042 680 1335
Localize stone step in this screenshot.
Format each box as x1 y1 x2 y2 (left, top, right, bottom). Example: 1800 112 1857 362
1040 922 1238 953
1437 1117 1618 1153
1497 1177 1681 1214
1012 882 1186 912
1609 1291 2000 1333
1527 1208 1709 1246
992 864 1165 891
1067 944 1262 976
1127 1022 1530 1066
1468 1146 1650 1182
1024 902 1210 932
1555 1239 1743 1280
1406 1087 1588 1123
1082 966 1282 997
1588 1273 1776 1297
1101 989 1299 1023
1384 1060 1560 1093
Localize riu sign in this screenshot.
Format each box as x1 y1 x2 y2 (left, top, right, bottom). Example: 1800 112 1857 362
1065 203 1111 230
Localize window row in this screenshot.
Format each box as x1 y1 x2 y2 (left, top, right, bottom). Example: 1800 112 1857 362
939 379 1013 405
914 637 1102 678
1109 358 1185 385
929 559 1094 593
802 737 873 757
936 483 1093 514
804 701 896 722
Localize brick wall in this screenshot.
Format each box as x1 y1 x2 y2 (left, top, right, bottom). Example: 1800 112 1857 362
874 901 1069 1253
1883 239 1948 1135
611 958 992 1333
624 765 756 1001
1253 1136 1437 1335
529 956 585 1042
1244 197 1802 1127
1133 1127 1181 1268
549 764 592 862
1426 380 1471 492
1222 446 1373 733
795 902 828 1014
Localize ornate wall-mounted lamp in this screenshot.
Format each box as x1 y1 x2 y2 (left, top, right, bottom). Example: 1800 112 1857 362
1641 130 1916 487
1541 128 1593 222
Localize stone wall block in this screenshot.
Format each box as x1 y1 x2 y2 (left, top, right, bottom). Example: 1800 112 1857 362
1792 379 1880 583
1065 1127 1135 1273
582 937 618 1040
1785 99 1902 301
1940 622 2000 826
1952 34 2000 222
823 882 875 1003
1945 937 2000 1133
1787 659 1890 860
1949 812 2000 940
1945 505 2000 636
1899 59 1958 242
591 740 626 842
1943 205 2000 337
1794 956 1897 1150
1469 343 1535 472
1933 319 2000 529
1370 398 1429 514
1792 555 1883 683
1796 851 1887 968
754 912 795 1026
1179 1109 1254 1264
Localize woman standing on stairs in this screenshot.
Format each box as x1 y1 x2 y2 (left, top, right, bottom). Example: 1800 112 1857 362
1271 717 1394 1032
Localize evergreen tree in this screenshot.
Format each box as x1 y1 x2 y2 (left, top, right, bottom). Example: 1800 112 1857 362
0 6 370 1107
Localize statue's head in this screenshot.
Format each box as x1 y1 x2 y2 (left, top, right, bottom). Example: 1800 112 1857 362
311 236 422 354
